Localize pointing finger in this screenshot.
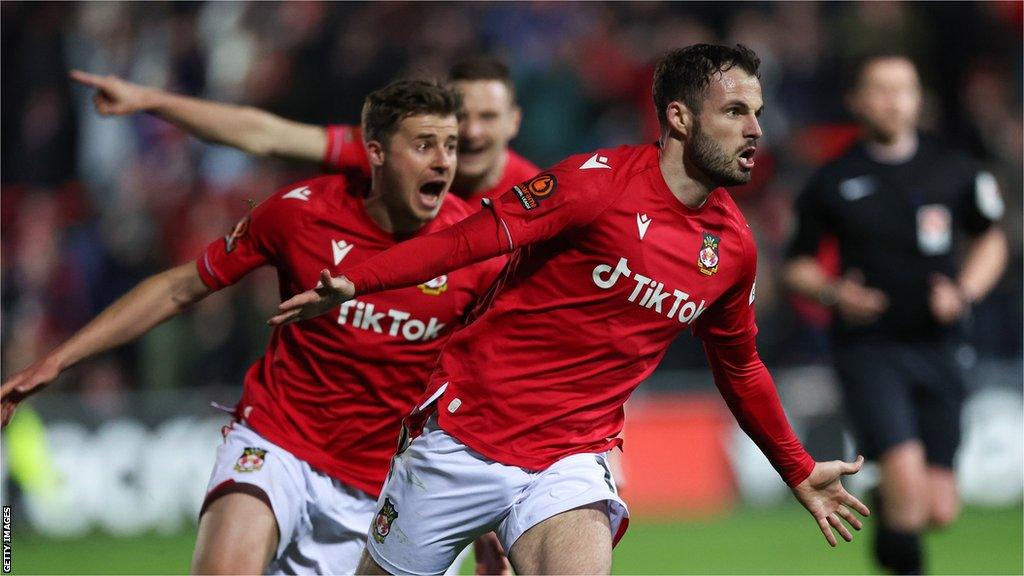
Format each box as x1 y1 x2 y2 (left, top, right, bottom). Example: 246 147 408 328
69 69 104 87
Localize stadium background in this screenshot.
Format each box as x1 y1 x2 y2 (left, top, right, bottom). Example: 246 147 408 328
1 1 1021 574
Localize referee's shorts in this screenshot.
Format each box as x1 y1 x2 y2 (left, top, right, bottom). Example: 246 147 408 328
834 340 965 468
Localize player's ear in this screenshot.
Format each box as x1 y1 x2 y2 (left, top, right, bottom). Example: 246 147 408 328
665 101 692 138
508 105 523 139
366 139 386 167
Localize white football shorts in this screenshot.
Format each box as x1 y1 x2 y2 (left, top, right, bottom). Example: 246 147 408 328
202 421 377 575
366 416 630 575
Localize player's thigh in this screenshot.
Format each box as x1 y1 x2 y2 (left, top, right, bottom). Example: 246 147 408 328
267 474 377 575
356 549 390 575
192 491 278 574
196 422 306 572
501 452 628 575
835 342 917 459
508 502 612 575
366 418 521 575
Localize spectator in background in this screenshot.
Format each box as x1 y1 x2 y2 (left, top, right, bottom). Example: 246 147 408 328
783 54 1008 574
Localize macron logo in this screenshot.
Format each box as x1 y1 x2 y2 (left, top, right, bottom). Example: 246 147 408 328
636 213 652 240
580 153 611 170
332 239 354 265
283 186 312 201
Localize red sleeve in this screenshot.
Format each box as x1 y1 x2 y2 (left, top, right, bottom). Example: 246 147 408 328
484 156 618 249
323 124 371 178
345 208 508 295
196 196 289 291
704 337 815 486
692 226 758 343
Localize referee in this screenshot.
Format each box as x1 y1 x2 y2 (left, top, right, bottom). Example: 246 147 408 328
784 54 1007 574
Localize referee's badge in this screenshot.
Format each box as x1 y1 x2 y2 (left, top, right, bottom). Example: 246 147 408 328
373 498 399 543
916 204 952 256
698 231 721 276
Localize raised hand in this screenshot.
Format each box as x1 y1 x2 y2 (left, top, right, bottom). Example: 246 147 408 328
269 269 356 326
791 455 871 547
1 357 61 427
69 70 154 116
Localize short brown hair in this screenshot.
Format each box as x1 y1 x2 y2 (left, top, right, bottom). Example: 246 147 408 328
652 44 760 125
448 55 516 104
361 79 463 144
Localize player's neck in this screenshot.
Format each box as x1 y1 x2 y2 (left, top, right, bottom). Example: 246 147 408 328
452 149 508 196
659 138 714 210
363 191 426 236
864 130 918 164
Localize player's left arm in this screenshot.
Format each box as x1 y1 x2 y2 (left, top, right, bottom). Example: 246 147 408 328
931 169 1009 323
698 229 868 546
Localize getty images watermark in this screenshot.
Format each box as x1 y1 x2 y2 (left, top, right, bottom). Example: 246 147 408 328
2 505 10 573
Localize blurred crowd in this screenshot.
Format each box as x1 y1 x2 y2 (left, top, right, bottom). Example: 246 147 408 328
2 1 1021 404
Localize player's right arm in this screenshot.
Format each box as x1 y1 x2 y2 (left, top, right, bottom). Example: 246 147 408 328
1 262 211 427
69 70 327 163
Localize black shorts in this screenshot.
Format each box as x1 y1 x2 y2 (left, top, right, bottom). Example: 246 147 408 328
834 340 965 468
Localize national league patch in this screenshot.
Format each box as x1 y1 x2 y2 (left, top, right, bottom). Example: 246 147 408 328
512 173 557 210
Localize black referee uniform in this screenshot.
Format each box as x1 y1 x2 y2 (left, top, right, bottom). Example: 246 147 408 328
788 134 1003 468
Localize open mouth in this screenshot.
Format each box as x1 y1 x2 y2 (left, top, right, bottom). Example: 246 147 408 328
417 180 447 208
738 147 757 170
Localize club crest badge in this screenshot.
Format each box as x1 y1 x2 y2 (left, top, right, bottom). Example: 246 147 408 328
418 275 449 296
373 498 399 543
234 447 267 473
697 231 720 276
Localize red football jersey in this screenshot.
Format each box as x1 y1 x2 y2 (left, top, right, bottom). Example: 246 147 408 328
196 175 501 496
419 144 763 470
323 124 538 201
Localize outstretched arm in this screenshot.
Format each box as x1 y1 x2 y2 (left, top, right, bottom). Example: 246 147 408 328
269 208 509 325
69 70 327 162
704 337 869 546
1 262 211 426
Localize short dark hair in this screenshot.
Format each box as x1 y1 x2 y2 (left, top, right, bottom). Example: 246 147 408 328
652 44 761 125
844 51 918 94
361 79 463 144
448 55 516 104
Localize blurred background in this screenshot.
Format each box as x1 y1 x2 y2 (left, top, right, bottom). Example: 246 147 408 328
1 1 1021 574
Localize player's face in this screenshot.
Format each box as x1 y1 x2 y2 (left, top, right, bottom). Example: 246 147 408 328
688 68 763 186
849 58 922 142
452 79 521 180
380 114 459 224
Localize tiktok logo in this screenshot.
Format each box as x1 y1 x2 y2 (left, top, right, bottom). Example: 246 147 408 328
592 257 707 324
